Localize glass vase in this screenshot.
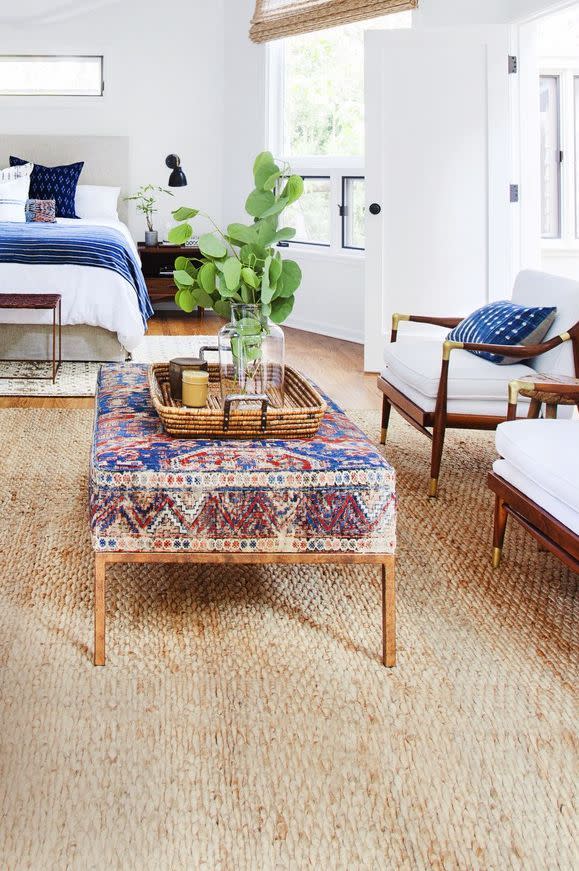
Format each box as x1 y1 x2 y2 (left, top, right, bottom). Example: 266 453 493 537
218 303 285 408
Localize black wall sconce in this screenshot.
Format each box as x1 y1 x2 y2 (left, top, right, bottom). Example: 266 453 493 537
165 154 187 187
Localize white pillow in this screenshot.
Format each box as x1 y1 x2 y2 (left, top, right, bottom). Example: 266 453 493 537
75 184 120 220
0 162 33 181
0 175 30 222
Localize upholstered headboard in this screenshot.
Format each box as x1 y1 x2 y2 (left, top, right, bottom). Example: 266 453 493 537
0 135 129 223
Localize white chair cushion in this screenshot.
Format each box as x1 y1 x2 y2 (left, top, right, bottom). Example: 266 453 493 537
511 270 579 376
382 338 535 415
493 460 579 534
494 419 579 533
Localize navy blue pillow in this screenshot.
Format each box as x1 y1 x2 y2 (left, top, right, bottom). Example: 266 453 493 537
447 300 557 365
10 156 84 219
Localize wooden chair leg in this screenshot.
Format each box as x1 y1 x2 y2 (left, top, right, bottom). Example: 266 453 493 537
545 402 557 419
94 555 106 666
492 495 508 568
429 418 447 498
382 560 396 667
380 395 391 445
527 398 541 419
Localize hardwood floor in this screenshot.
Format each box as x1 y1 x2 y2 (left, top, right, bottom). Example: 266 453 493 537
0 311 380 411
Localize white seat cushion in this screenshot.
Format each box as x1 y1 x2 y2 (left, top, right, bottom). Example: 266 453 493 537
511 270 579 376
382 338 534 415
494 419 579 533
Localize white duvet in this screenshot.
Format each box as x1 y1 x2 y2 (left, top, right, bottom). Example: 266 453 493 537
0 217 146 352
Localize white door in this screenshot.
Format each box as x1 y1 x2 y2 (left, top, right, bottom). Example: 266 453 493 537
364 26 514 371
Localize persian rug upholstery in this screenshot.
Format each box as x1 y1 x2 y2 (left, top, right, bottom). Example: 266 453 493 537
90 365 396 554
0 409 576 869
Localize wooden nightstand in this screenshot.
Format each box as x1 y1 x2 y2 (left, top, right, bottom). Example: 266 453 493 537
138 243 204 309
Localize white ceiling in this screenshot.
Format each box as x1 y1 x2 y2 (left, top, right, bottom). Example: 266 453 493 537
0 0 120 24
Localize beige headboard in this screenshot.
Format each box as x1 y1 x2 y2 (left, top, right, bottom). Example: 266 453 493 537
0 135 129 223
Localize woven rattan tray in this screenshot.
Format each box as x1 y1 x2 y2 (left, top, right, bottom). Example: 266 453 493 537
148 362 327 439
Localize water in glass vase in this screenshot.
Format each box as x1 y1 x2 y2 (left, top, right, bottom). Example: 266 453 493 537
218 304 285 408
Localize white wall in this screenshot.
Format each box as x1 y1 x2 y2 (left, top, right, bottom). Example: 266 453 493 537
508 0 577 20
0 0 226 239
221 0 562 346
414 0 508 26
1 0 569 342
415 0 572 26
222 0 365 342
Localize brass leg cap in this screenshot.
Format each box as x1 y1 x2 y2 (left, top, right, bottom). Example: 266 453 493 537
492 547 502 569
428 478 438 498
380 427 388 445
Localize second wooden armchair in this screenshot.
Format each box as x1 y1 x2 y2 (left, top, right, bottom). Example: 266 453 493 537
378 270 579 497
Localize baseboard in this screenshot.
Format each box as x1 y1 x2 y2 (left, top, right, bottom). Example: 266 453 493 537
284 316 363 344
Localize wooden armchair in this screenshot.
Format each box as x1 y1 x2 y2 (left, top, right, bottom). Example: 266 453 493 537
378 270 579 497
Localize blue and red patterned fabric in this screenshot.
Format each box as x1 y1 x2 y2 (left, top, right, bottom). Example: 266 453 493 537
89 365 396 555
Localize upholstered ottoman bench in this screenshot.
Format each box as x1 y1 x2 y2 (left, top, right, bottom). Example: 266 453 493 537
89 365 397 666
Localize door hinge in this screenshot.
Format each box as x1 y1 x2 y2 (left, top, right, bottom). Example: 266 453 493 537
510 184 520 203
560 150 564 163
508 55 518 75
338 204 346 218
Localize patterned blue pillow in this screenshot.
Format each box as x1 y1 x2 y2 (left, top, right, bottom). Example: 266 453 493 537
447 300 557 365
10 156 83 219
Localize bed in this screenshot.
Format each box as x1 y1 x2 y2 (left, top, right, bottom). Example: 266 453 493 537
0 135 151 362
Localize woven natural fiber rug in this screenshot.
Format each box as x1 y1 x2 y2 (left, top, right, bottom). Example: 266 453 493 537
0 408 576 869
0 335 214 396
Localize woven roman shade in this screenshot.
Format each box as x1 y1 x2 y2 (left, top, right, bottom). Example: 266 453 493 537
250 0 418 43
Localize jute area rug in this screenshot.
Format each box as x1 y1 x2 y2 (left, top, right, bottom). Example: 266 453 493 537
0 335 210 396
0 408 576 870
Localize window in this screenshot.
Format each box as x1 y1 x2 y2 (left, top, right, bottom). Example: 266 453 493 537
575 77 579 237
0 56 103 96
538 8 579 246
283 176 331 246
342 176 366 250
540 75 561 239
268 12 411 252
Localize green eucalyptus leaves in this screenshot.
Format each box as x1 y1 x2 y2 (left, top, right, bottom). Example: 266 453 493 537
168 152 304 324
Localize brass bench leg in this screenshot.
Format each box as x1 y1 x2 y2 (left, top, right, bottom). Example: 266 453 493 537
382 560 396 667
94 555 106 666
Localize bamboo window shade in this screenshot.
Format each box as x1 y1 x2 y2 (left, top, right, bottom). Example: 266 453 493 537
250 0 418 43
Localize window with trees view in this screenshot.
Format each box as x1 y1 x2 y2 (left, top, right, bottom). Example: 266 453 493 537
268 12 411 252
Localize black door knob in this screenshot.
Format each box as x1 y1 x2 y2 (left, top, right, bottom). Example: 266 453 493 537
369 203 381 215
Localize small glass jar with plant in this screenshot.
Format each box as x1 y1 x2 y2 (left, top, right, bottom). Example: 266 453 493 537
125 184 173 246
168 152 304 405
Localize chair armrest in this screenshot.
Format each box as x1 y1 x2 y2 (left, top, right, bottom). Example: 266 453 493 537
442 330 573 361
391 313 463 342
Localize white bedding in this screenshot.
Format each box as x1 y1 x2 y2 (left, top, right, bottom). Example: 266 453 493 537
0 217 146 352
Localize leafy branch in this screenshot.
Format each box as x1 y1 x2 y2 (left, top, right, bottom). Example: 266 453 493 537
168 151 304 324
125 184 173 232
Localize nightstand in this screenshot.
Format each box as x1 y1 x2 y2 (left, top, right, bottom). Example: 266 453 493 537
138 243 204 312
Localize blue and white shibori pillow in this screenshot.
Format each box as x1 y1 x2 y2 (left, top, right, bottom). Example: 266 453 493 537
10 156 84 219
447 300 557 365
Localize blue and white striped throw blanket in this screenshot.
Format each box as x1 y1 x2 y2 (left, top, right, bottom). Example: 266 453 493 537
0 222 154 326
